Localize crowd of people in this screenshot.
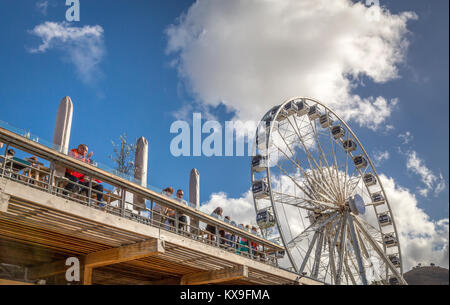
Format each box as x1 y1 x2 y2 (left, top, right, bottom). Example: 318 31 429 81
205 207 263 259
2 143 266 260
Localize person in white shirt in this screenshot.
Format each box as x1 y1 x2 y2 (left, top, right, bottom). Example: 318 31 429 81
153 187 173 227
175 189 190 233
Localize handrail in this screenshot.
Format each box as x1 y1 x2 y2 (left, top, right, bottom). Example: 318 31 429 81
0 126 283 251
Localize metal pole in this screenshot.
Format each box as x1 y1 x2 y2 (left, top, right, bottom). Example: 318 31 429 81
88 176 92 207
335 211 348 285
298 230 319 275
48 161 55 194
1 143 9 178
120 188 126 217
347 215 368 285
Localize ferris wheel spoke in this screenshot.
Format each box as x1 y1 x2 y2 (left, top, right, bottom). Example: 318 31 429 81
289 116 338 200
297 230 320 276
344 253 358 285
287 212 339 249
329 127 344 203
311 229 325 279
347 165 370 199
308 118 342 202
272 141 319 200
353 216 406 284
274 164 317 202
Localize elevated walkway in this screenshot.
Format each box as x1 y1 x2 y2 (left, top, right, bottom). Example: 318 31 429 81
0 126 321 285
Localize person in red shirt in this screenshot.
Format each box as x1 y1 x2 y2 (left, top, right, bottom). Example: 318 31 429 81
64 144 104 205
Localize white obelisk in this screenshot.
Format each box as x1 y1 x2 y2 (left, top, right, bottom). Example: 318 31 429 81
189 168 200 234
133 137 148 213
52 96 73 179
53 96 73 154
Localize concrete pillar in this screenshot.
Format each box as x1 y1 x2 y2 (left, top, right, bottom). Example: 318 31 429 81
53 96 73 154
133 137 148 212
189 168 200 234
52 96 73 179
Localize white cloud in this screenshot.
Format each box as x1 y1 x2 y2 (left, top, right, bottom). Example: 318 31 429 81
434 174 447 197
28 21 105 84
373 150 390 165
379 174 449 270
398 131 413 144
36 1 49 16
200 190 256 226
200 173 449 272
166 0 417 130
406 150 446 197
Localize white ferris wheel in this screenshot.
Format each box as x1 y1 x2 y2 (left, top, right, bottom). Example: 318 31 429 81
251 97 406 285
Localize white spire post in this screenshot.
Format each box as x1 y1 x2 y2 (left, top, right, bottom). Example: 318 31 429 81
53 96 73 154
52 96 73 179
133 137 148 214
189 168 200 234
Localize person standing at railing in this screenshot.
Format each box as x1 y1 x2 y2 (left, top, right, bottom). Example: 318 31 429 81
175 189 190 233
238 225 250 255
154 187 174 227
64 144 104 205
250 226 261 259
205 207 224 244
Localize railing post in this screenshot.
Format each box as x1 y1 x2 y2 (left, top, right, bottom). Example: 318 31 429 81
1 143 9 178
175 210 179 234
120 188 126 217
48 161 55 194
87 176 92 207
215 225 220 247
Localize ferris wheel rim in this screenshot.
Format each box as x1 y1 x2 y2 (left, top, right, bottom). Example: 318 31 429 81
251 96 405 285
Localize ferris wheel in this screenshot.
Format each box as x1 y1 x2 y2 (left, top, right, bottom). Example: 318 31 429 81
251 97 406 285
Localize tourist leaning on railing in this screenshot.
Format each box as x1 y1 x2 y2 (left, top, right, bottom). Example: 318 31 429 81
154 187 174 227
64 144 104 205
175 189 190 232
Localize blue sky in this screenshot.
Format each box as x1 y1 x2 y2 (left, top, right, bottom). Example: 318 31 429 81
0 0 448 267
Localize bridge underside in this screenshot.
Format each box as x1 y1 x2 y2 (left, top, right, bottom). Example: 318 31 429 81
0 178 318 285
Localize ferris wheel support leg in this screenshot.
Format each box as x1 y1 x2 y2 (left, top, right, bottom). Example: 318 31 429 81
311 229 325 279
298 230 319 276
347 215 368 285
335 211 348 285
353 216 407 285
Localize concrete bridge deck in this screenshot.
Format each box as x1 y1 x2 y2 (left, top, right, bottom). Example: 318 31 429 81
0 126 322 285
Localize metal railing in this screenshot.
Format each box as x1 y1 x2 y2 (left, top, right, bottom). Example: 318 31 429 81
0 126 284 267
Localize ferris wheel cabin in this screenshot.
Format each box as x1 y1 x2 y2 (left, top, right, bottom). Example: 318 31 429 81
378 212 392 226
252 178 270 199
296 100 310 116
353 155 368 169
389 254 401 267
308 105 321 120
256 208 276 229
343 139 357 152
284 100 299 115
363 173 377 186
319 114 333 128
371 191 385 204
383 233 398 247
252 154 267 173
331 125 345 139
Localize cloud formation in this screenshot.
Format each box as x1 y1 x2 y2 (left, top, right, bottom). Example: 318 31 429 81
28 21 105 84
373 150 390 165
166 0 417 130
406 150 446 197
200 173 449 271
36 0 49 16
